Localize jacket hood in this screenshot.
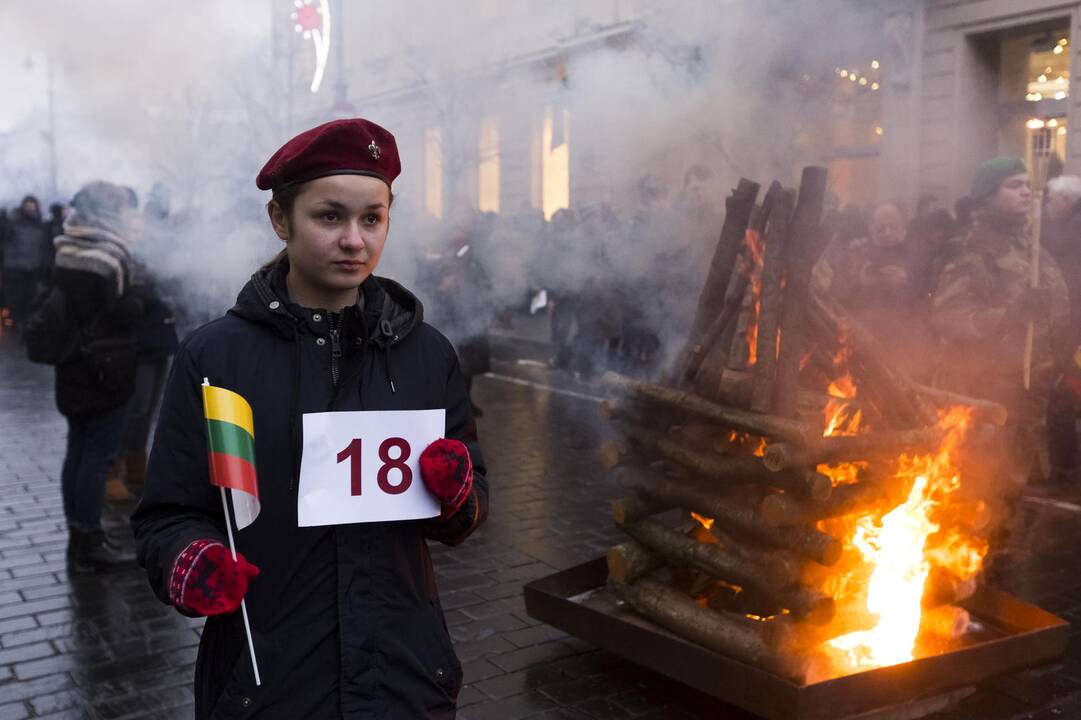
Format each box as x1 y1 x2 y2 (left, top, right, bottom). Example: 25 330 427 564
228 258 424 347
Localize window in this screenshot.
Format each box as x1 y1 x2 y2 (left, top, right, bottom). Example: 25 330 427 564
478 115 500 213
540 106 570 220
425 127 443 220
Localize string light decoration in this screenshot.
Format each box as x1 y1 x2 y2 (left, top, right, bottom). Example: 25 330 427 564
834 59 881 91
292 0 332 93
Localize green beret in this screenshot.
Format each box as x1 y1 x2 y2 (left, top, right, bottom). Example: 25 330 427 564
971 156 1026 199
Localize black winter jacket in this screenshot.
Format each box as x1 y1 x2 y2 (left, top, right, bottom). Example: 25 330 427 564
131 262 489 719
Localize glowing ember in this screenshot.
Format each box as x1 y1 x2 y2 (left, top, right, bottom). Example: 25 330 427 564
691 512 715 530
726 430 767 456
821 408 985 676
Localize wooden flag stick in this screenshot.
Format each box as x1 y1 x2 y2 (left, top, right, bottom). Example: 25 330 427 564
220 487 262 686
1024 158 1050 390
205 377 262 687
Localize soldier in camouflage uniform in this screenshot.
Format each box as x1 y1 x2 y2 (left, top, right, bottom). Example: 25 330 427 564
932 157 1070 541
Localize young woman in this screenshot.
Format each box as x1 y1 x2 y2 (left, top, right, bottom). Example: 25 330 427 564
132 118 489 719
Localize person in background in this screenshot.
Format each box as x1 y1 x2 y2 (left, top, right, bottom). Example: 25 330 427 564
1042 175 1081 330
545 207 584 371
48 202 66 239
1 195 50 330
1039 174 1081 493
106 188 180 501
0 207 7 328
618 176 670 374
915 192 941 220
932 158 1070 568
834 201 932 379
53 181 142 572
953 195 977 237
421 209 493 416
908 207 956 308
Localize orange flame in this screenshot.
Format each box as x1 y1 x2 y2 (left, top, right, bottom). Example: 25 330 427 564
818 461 868 487
822 332 862 438
743 229 765 366
821 407 985 676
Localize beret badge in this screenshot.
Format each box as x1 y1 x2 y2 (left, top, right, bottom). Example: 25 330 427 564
368 140 381 160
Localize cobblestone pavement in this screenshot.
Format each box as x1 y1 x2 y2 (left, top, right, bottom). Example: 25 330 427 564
3 338 1081 719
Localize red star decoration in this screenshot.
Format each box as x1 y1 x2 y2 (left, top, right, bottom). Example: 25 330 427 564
293 3 321 32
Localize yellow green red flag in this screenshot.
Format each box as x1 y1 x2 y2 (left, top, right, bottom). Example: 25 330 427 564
202 383 261 529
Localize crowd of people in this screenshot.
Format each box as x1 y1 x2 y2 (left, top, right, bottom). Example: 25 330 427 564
819 157 1081 500
411 165 723 390
0 182 179 571
413 154 1081 506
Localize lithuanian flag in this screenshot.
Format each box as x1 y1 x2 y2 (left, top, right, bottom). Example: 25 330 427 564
202 382 261 529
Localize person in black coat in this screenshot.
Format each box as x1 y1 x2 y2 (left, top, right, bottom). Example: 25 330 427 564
1 195 51 329
52 181 142 571
131 118 489 719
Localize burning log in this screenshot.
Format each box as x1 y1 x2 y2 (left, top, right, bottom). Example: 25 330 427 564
682 186 783 387
751 186 796 414
762 426 944 471
781 585 836 626
608 421 832 502
602 371 813 443
924 567 978 608
808 291 936 428
782 605 879 648
647 475 842 566
758 475 903 527
675 179 761 384
910 382 1008 427
693 364 837 416
612 578 808 681
774 167 830 419
703 580 836 626
611 494 671 525
607 540 663 583
921 605 973 640
618 518 800 592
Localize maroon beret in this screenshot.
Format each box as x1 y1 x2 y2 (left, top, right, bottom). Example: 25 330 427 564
256 118 401 191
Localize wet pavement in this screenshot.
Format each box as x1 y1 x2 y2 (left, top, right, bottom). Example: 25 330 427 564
3 336 1081 719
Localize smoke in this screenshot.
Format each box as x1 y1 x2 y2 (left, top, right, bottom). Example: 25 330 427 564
0 0 888 349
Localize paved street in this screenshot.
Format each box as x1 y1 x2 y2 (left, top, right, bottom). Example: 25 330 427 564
3 336 1081 719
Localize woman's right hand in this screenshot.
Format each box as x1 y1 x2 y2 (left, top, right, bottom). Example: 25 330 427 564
168 539 260 616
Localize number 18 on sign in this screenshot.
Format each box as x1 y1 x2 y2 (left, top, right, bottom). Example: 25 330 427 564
297 409 445 526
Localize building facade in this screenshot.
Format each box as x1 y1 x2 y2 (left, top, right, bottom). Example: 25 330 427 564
886 0 1081 204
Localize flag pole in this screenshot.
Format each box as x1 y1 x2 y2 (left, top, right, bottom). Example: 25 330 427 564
220 487 262 686
204 378 262 687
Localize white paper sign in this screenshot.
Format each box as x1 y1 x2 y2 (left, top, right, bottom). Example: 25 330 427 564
298 409 445 527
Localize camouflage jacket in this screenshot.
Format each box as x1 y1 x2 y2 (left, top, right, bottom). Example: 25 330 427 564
931 210 1070 419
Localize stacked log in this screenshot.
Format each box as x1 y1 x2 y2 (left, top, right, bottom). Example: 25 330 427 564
599 170 1000 683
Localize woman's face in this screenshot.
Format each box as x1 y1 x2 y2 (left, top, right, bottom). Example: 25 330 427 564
270 174 391 301
990 173 1032 218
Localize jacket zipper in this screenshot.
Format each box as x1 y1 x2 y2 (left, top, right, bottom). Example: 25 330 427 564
329 312 342 387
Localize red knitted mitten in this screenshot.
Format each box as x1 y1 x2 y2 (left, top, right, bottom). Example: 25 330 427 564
419 439 474 516
168 539 259 616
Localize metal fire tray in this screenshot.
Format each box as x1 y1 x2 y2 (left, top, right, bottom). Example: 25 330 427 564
523 557 1070 720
